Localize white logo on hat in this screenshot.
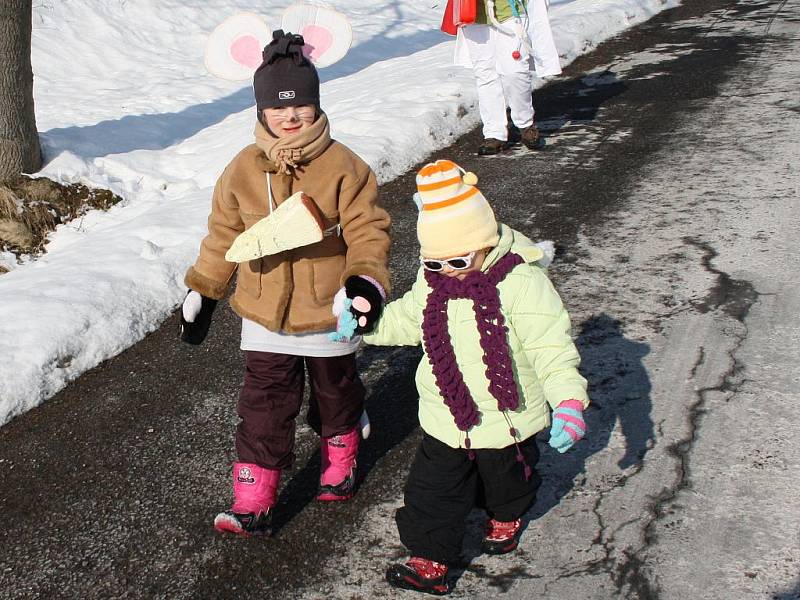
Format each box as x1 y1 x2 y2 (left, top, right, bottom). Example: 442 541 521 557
278 90 296 100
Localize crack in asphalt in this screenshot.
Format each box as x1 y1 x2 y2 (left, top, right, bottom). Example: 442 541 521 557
631 238 759 592
534 5 776 598
764 0 792 34
542 133 768 600
686 237 760 323
544 458 661 599
537 2 792 593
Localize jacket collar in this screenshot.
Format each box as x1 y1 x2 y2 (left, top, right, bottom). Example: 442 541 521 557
481 224 545 272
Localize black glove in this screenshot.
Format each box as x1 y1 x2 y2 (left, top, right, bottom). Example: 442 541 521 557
180 290 218 345
344 276 384 334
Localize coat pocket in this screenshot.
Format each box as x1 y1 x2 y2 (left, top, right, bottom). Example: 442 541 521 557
291 233 347 308
237 259 262 298
309 253 346 308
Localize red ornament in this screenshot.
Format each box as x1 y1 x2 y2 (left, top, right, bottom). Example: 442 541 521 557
512 50 521 60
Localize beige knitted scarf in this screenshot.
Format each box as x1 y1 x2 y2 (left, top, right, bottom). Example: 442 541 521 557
254 112 332 175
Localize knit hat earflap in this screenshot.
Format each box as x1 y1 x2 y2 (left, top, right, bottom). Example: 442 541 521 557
253 30 320 114
415 160 500 258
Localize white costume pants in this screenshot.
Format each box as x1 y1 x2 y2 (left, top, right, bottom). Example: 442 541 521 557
461 23 535 141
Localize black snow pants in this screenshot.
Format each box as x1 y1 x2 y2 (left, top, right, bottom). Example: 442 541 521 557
396 431 541 564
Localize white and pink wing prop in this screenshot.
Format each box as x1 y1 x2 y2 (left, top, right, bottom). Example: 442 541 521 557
281 3 353 68
204 12 271 81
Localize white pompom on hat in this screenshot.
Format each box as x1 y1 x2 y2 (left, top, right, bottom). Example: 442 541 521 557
415 159 500 258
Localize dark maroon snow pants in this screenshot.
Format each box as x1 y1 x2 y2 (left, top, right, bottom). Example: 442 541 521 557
235 350 365 470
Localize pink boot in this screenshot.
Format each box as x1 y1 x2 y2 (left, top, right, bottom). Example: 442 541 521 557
317 428 359 501
214 462 280 536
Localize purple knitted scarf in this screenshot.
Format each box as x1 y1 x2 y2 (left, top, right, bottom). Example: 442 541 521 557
422 252 524 437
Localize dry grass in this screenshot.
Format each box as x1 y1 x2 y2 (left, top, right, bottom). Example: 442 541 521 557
0 186 18 219
0 174 122 261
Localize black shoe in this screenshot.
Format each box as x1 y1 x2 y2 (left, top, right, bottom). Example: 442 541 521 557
386 557 450 595
214 509 273 537
317 471 356 501
477 138 508 156
520 125 545 150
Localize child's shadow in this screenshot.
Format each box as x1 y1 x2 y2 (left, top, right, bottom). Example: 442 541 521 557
532 312 655 511
454 313 654 589
774 579 800 600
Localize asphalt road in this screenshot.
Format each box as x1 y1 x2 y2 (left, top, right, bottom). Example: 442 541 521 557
2 1 799 599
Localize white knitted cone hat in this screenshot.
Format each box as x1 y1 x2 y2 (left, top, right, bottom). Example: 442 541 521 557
415 159 500 258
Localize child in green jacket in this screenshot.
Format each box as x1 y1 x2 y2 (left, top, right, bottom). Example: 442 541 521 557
336 158 588 594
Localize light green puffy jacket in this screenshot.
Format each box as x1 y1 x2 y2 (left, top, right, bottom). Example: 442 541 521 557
364 225 588 449
475 0 528 25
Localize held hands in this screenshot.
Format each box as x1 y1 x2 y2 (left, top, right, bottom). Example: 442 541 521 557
345 275 384 333
330 295 358 342
548 399 587 453
329 276 385 342
180 290 218 345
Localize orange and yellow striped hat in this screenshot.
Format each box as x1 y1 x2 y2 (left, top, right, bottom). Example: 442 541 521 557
415 159 499 258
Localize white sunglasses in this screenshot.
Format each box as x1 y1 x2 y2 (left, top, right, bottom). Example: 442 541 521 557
420 251 477 272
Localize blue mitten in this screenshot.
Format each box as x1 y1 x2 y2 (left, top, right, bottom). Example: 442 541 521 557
329 296 358 342
548 399 587 453
328 277 385 342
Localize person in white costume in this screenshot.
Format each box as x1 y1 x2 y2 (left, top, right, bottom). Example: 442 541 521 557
453 0 562 155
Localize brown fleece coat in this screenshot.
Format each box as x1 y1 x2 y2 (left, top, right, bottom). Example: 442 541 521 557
185 141 391 334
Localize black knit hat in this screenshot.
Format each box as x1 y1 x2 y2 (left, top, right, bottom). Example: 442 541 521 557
253 30 320 113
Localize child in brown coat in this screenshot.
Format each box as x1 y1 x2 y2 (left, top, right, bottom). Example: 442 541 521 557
181 31 391 535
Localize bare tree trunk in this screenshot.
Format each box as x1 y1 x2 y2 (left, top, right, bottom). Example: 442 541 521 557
0 0 42 180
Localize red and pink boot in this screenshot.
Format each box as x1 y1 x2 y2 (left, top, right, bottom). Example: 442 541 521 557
482 518 522 555
214 462 279 536
317 427 359 501
386 557 450 595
